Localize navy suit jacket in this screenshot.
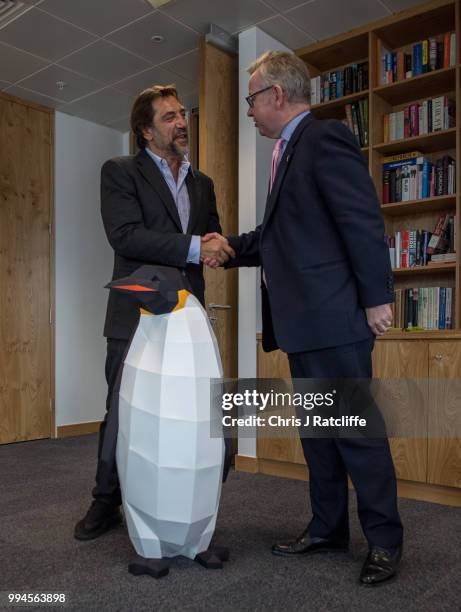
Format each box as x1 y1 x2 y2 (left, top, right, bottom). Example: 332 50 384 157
227 113 394 354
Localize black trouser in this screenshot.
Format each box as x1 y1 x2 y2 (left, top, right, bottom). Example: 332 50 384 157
288 337 403 550
92 338 234 506
93 338 128 506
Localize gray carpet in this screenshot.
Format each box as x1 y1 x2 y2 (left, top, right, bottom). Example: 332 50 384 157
0 434 460 612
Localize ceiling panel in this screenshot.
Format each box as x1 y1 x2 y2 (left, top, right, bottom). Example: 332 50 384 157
107 12 198 64
106 115 131 133
17 64 103 102
0 42 48 83
379 0 427 13
0 7 96 61
161 49 198 84
161 0 275 35
286 0 389 40
258 16 315 49
38 0 154 36
0 0 424 132
60 87 134 125
3 85 62 109
114 64 195 97
58 40 151 85
263 0 313 12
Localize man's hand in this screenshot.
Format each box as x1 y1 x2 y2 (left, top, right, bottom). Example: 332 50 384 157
365 304 393 336
200 233 235 268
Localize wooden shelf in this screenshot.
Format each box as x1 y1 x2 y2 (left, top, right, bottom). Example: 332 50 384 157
297 33 368 72
381 194 456 215
373 2 456 49
373 66 456 106
393 262 456 275
377 330 461 340
311 90 368 115
374 128 457 154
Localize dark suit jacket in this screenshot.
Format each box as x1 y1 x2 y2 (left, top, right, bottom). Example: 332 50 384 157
101 149 221 339
227 114 394 354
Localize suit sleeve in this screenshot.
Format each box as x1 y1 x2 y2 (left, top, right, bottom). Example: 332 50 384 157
314 120 394 308
203 176 261 268
225 226 262 268
101 158 192 267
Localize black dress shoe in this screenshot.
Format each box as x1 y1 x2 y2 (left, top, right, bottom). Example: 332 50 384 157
272 529 349 556
74 500 122 541
359 546 402 586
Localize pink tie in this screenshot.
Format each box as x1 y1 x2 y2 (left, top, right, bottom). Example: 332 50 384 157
270 138 285 192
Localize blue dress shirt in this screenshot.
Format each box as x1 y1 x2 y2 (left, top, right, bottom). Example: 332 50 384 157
279 110 311 156
145 147 200 264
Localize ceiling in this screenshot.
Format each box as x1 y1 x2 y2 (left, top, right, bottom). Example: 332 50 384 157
0 0 423 132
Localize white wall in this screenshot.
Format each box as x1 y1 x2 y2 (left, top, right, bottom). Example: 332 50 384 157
54 112 128 429
237 28 291 457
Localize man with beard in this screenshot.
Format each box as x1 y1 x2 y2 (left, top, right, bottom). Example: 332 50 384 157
74 85 234 540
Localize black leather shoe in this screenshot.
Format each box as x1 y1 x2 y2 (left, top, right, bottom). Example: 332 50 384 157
272 529 349 556
359 546 402 586
74 500 122 541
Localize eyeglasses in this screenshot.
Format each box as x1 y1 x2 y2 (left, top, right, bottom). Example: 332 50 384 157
245 85 273 108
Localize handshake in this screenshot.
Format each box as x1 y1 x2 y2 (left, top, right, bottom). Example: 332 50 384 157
200 233 235 268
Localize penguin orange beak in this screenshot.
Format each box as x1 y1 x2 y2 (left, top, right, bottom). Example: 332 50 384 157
110 284 157 292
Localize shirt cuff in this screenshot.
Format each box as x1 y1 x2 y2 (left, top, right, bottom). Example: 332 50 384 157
187 235 201 264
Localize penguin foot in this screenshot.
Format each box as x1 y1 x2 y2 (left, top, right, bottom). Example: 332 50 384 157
195 546 230 569
128 555 170 579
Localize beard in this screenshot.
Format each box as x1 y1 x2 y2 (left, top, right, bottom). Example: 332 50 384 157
167 129 189 157
167 139 188 157
150 126 189 158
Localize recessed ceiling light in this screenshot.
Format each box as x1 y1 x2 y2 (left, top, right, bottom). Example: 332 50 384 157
56 81 67 91
151 34 164 43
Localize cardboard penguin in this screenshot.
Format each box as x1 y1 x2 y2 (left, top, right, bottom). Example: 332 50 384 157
106 265 228 578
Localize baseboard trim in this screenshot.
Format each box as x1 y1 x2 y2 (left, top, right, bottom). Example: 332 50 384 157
235 455 259 473
57 421 101 438
235 455 461 507
396 480 461 507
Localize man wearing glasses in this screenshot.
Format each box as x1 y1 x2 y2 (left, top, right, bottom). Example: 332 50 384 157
203 51 403 586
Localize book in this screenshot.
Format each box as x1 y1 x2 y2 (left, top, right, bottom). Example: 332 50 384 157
400 230 409 268
450 32 456 66
428 253 456 263
427 214 449 254
383 151 422 163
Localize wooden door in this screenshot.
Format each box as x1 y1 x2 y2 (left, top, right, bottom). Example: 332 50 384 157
198 39 238 378
372 340 428 482
0 93 53 443
428 342 461 488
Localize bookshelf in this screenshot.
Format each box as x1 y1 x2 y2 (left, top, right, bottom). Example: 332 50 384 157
296 0 460 334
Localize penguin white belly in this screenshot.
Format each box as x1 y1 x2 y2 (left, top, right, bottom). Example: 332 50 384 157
116 294 224 560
